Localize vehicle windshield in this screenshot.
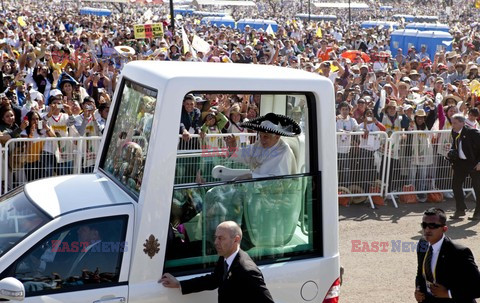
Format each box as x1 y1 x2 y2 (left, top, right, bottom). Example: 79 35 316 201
100 79 158 199
0 188 50 257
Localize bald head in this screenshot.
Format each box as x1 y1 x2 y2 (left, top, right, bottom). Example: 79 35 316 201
215 221 242 258
217 221 243 240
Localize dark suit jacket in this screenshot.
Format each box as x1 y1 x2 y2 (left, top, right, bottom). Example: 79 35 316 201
416 237 480 303
180 250 274 303
451 126 480 166
179 107 202 135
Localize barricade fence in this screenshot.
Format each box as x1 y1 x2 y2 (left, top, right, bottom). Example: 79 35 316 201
0 131 465 209
337 131 390 208
337 130 472 208
2 136 102 194
176 133 257 184
178 133 257 154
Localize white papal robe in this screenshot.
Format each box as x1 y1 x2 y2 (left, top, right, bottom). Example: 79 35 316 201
232 138 297 178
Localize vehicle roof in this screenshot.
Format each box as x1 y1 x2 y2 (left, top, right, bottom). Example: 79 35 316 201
122 61 328 88
24 174 134 218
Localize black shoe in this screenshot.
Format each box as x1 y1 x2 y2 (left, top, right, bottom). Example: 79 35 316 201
450 211 466 219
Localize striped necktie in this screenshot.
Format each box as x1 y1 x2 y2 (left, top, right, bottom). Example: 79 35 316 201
424 246 434 282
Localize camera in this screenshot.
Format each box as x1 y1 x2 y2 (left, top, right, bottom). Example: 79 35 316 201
446 149 459 164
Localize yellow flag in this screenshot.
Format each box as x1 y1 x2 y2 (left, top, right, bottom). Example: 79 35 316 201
476 0 480 8
470 80 480 95
316 27 322 38
17 16 27 27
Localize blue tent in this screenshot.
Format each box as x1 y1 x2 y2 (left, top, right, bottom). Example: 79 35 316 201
390 29 420 53
237 19 278 32
392 14 415 22
295 14 337 21
379 5 393 11
194 11 227 17
416 31 453 59
201 16 235 28
79 7 112 17
361 21 399 30
390 30 453 59
174 8 195 16
406 23 450 32
414 15 439 23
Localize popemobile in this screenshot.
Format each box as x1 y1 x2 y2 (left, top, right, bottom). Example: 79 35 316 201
0 61 340 303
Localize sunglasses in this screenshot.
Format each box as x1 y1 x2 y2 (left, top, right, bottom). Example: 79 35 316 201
421 222 444 229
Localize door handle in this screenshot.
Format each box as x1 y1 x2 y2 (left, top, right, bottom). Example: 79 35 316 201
93 297 126 303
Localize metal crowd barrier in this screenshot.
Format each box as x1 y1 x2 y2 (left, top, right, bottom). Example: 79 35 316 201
0 130 468 210
177 133 257 153
3 136 102 194
385 130 473 205
337 131 390 208
337 130 473 208
176 133 257 184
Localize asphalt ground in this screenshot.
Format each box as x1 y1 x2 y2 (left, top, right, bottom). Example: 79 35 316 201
339 196 480 302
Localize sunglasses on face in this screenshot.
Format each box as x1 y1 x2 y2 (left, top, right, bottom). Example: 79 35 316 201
421 222 444 229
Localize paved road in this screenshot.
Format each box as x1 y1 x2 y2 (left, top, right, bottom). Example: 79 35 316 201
339 198 480 303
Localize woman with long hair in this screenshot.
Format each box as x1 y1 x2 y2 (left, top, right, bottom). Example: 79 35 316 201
21 111 56 181
58 73 88 104
0 106 28 188
0 106 27 144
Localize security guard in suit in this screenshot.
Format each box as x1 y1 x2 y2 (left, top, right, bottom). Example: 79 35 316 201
160 221 274 303
415 208 480 303
449 114 480 220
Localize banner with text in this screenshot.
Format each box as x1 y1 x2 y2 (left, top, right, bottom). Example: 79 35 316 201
134 23 164 39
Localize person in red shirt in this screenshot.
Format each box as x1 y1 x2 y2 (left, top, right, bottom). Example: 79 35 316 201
316 39 334 62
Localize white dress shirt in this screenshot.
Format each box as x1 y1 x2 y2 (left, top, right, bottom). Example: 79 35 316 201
456 129 467 160
224 246 240 272
426 235 451 298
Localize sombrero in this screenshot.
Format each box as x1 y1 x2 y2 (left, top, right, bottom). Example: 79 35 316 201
239 113 301 137
115 45 136 57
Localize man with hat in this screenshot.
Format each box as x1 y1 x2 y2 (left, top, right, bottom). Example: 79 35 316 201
447 62 466 84
224 113 301 178
409 70 421 87
419 45 430 61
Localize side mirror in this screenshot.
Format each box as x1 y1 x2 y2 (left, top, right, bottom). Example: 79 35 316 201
0 277 25 301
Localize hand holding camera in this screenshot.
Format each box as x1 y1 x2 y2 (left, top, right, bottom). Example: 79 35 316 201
446 149 459 164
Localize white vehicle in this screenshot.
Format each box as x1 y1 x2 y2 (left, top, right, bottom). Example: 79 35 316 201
0 61 339 302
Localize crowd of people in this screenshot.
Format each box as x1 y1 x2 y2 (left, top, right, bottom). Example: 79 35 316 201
0 0 479 196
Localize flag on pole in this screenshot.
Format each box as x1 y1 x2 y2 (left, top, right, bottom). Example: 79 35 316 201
192 35 211 54
181 26 190 54
316 27 322 38
266 24 275 37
